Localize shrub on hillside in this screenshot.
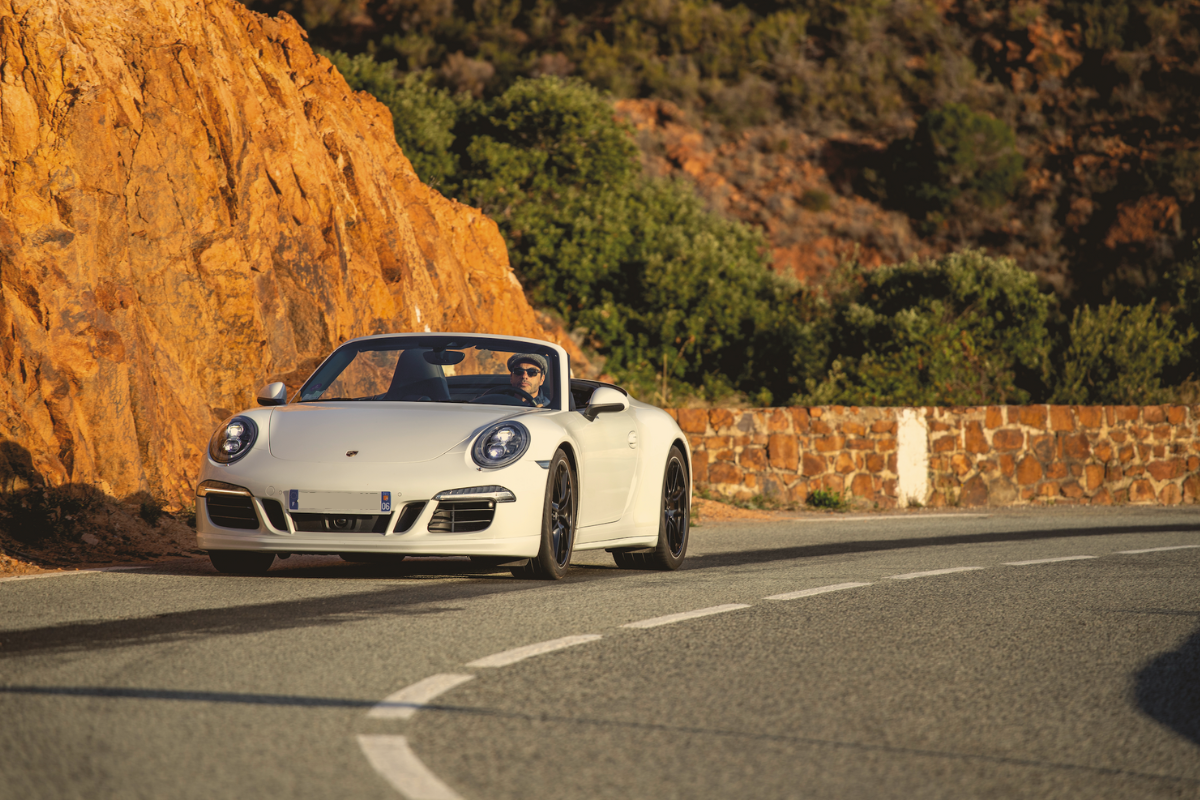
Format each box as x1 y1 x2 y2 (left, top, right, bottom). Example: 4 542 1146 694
885 103 1024 221
796 251 1053 406
1051 300 1194 404
328 60 812 401
1138 243 1200 396
451 77 818 402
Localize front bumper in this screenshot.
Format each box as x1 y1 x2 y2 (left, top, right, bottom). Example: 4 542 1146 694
195 447 548 558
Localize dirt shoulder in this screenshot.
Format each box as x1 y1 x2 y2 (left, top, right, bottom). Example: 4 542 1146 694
0 495 204 578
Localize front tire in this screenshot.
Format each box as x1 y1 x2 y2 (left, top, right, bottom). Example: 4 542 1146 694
512 449 576 580
613 445 689 571
209 550 275 575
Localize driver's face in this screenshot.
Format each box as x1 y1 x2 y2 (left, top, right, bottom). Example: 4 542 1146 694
509 361 545 397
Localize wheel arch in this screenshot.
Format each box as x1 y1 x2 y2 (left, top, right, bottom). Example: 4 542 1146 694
671 436 691 479
555 439 579 483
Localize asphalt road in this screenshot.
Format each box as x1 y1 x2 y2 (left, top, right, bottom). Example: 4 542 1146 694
2 506 1198 799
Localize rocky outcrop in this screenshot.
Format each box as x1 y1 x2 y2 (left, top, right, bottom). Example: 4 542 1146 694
615 99 932 283
0 0 559 506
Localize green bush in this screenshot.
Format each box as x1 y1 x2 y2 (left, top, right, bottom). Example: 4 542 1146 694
324 60 813 401
451 76 640 214
451 77 816 401
1160 247 1200 387
885 103 1024 219
796 251 1053 406
1051 300 1194 404
806 488 847 511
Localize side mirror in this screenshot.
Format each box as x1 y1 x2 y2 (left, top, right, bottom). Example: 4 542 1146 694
584 386 629 421
256 382 288 406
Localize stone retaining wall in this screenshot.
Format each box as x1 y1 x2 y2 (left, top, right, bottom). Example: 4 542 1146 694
665 405 1200 508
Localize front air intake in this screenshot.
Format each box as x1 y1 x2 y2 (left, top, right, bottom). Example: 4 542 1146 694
427 500 495 533
289 513 390 533
261 499 288 530
205 495 259 530
394 502 427 533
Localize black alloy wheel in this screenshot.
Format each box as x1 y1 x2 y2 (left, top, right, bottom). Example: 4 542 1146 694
513 449 576 579
612 444 690 571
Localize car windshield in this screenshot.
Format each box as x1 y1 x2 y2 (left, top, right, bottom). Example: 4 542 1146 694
296 335 562 410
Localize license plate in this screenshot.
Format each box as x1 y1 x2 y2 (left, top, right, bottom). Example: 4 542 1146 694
288 490 392 513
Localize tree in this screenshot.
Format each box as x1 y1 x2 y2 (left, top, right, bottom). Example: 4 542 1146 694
885 103 1024 220
1052 301 1194 404
798 251 1053 406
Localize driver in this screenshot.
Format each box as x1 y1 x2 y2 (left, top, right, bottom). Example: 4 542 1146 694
507 354 550 407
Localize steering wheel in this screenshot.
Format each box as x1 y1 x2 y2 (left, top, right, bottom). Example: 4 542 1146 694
472 385 537 405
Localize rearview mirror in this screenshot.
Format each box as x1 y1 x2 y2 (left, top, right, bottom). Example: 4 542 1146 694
256 382 288 406
584 386 629 421
424 349 465 366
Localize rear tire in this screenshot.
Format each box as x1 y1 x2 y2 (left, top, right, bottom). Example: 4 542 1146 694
209 550 275 575
612 445 689 571
512 449 576 580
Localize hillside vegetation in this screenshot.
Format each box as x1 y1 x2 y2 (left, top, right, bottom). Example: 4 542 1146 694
242 0 1200 405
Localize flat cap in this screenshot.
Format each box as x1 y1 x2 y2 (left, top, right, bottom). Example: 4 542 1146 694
507 353 549 374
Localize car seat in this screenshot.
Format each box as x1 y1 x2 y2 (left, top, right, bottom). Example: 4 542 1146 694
384 349 451 402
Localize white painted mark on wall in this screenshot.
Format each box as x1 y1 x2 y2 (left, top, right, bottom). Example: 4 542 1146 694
896 408 929 508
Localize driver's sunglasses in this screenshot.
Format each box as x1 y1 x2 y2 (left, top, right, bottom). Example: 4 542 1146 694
510 367 542 377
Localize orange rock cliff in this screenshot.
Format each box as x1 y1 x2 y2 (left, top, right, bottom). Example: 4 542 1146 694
0 0 558 506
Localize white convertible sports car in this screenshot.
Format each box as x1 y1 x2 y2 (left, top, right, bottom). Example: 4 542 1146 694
195 332 691 578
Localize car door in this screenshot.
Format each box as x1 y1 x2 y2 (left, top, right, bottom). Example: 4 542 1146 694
574 407 640 529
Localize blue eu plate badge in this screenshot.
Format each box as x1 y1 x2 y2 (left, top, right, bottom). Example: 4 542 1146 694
288 489 299 511
381 491 391 512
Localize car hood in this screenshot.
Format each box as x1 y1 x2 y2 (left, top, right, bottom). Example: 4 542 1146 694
267 403 533 463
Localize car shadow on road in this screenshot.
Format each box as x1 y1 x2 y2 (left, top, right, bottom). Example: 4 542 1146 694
0 684 378 709
0 575 545 660
1136 621 1200 746
682 523 1199 571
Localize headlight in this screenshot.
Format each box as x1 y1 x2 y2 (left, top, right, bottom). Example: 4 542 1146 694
208 416 259 464
471 421 530 469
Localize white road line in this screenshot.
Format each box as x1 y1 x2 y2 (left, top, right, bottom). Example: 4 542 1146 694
622 604 750 629
1118 544 1200 554
1003 555 1097 566
368 674 475 720
358 735 462 800
765 582 872 601
887 567 984 580
464 634 602 668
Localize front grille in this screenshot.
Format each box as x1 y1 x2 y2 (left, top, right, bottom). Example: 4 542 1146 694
262 499 287 530
428 500 495 533
289 513 390 533
205 495 259 530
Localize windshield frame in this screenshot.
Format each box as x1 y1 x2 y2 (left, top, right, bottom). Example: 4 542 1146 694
294 334 566 411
